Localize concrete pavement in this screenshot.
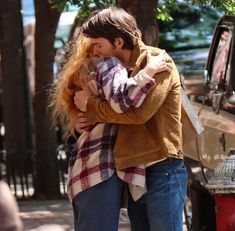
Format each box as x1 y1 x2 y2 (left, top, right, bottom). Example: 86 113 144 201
18 199 188 230
18 200 131 231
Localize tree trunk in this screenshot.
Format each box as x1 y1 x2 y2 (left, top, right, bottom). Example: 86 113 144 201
0 0 34 181
136 0 159 46
34 0 61 198
117 0 160 46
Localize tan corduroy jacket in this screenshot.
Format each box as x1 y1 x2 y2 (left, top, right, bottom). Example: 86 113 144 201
85 41 183 169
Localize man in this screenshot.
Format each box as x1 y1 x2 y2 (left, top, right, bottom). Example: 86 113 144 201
74 7 188 231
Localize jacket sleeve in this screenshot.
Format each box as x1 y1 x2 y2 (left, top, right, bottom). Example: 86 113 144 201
85 70 178 124
97 58 155 113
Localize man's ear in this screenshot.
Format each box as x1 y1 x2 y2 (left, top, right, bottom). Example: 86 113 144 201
114 37 124 49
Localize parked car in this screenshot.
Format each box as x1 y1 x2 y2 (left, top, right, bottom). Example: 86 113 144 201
183 15 235 231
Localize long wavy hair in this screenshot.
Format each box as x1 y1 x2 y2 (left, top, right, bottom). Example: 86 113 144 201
49 34 93 137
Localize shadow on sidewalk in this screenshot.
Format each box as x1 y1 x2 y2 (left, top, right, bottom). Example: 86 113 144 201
18 200 131 231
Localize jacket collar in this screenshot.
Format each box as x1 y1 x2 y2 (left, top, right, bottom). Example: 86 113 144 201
125 40 147 70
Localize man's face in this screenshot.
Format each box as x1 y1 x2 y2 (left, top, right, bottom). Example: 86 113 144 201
89 37 120 58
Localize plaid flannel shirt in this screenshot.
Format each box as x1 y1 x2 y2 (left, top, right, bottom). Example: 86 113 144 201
68 57 155 202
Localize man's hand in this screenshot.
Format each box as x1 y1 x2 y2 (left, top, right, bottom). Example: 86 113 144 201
74 89 90 112
76 112 91 132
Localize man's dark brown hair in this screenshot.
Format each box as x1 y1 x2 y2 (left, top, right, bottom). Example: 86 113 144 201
82 7 142 49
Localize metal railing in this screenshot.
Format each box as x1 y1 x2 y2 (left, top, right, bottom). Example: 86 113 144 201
0 143 72 200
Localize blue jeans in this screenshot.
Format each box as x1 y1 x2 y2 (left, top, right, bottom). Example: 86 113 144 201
128 158 188 231
72 159 188 231
72 172 124 231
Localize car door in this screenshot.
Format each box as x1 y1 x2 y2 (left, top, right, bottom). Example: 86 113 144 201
183 16 235 170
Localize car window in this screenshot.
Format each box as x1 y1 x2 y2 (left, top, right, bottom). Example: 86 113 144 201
209 27 235 114
211 29 232 89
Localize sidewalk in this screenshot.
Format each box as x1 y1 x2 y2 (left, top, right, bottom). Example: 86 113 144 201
18 199 188 231
18 200 131 231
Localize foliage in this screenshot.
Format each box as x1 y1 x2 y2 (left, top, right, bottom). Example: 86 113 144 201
51 0 115 20
51 0 234 22
158 0 234 22
158 2 221 50
159 2 220 30
185 0 235 15
157 0 179 22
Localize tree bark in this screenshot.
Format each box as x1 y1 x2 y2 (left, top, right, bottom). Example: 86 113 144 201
136 0 159 46
34 0 61 198
0 0 34 179
117 0 160 46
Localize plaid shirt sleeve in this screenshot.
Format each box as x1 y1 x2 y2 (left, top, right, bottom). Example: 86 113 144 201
96 57 156 113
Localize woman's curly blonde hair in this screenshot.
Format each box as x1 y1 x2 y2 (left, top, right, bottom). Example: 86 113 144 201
49 34 93 137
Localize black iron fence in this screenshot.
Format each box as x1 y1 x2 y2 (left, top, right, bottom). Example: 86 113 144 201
0 149 33 199
0 143 71 200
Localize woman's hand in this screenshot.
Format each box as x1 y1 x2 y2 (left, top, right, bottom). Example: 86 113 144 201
73 90 92 132
144 50 173 77
74 89 90 112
